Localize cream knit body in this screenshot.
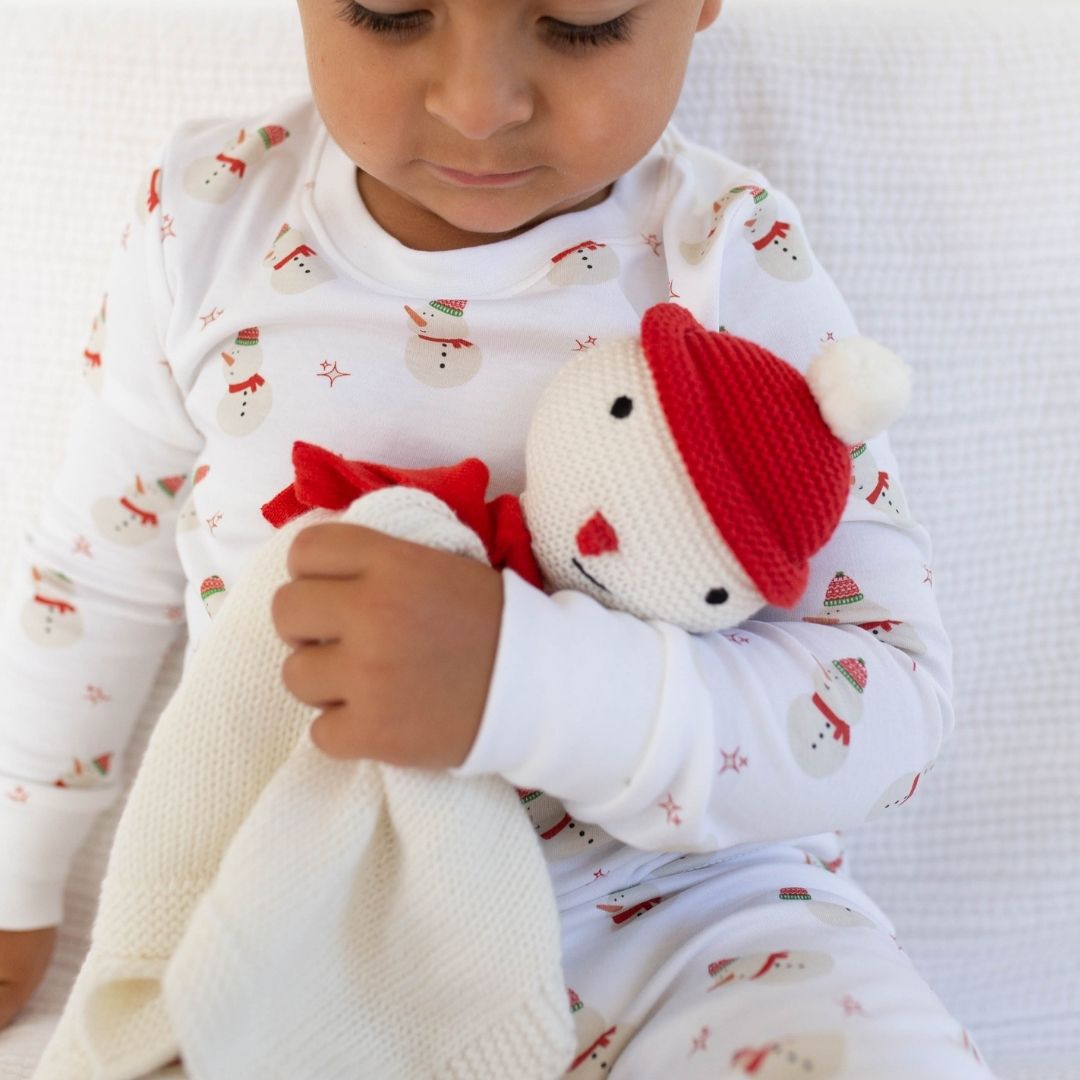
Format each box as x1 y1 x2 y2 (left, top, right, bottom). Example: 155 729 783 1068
32 489 573 1080
0 95 951 941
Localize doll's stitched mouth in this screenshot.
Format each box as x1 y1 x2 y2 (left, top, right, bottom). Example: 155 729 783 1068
572 558 610 593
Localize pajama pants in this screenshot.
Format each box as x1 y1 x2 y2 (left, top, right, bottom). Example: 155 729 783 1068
553 837 996 1079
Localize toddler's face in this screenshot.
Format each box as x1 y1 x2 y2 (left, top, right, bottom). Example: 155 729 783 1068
296 0 721 249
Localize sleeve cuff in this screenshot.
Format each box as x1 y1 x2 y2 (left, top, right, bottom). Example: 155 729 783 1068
0 779 114 929
450 570 665 809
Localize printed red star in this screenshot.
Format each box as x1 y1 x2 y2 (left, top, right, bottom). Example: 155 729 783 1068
164 605 185 622
659 792 683 826
592 867 608 880
724 633 750 645
318 360 351 386
837 994 866 1017
718 747 750 776
206 511 224 534
642 233 662 255
160 215 177 242
199 307 224 330
572 336 598 352
84 684 111 705
923 565 934 586
72 534 93 557
689 1027 711 1055
6 786 29 804
668 280 681 299
821 330 836 343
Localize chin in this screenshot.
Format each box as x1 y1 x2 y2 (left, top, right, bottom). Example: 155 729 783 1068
436 198 549 238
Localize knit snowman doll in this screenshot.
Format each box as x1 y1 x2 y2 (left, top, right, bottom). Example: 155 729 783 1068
262 303 910 634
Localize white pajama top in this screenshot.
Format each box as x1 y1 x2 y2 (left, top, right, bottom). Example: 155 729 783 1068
0 94 952 930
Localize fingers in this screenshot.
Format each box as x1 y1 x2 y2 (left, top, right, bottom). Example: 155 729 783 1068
285 522 383 580
281 641 351 708
271 578 348 646
308 702 410 766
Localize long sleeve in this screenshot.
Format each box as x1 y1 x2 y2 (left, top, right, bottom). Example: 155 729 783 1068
454 184 953 855
0 158 202 929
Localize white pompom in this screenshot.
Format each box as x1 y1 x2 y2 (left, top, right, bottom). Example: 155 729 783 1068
805 337 912 445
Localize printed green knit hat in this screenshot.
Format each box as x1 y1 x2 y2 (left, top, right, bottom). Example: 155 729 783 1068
832 656 868 694
257 125 289 150
200 575 226 601
430 299 466 318
824 571 864 609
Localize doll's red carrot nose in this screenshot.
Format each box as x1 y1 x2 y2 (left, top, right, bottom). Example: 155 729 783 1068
576 511 619 556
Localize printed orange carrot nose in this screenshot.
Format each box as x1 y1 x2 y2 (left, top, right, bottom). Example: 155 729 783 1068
576 511 619 556
221 351 235 366
404 304 427 328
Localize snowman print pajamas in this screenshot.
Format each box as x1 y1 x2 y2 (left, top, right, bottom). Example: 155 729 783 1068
0 98 994 1077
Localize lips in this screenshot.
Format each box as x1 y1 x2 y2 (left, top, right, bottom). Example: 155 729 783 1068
427 162 538 187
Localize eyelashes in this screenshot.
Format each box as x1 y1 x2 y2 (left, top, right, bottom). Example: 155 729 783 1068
337 3 637 51
337 2 428 34
543 12 636 50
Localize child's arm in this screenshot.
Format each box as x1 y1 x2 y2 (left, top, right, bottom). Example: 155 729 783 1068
274 182 948 855
0 156 200 929
450 190 951 852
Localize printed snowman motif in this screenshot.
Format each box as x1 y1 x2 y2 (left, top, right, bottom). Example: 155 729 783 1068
91 474 186 546
680 184 767 265
201 575 227 619
849 443 915 527
742 188 814 283
804 899 877 928
866 770 925 822
730 1032 845 1078
804 570 926 654
787 657 868 778
183 126 289 204
54 753 113 789
136 165 162 225
706 950 834 991
546 240 620 287
264 223 335 293
518 789 610 856
82 294 107 393
217 327 273 436
596 883 666 929
21 566 84 647
403 300 482 388
177 464 211 533
566 989 634 1077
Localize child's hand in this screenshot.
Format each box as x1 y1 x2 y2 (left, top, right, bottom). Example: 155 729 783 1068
271 523 503 769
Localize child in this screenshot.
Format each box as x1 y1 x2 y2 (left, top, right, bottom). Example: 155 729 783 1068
0 0 994 1074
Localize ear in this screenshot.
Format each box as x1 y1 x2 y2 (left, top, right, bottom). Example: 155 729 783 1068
696 0 722 32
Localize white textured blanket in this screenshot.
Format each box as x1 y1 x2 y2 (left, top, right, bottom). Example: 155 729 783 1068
31 488 573 1080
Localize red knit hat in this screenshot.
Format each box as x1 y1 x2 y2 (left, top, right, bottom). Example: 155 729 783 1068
640 304 852 608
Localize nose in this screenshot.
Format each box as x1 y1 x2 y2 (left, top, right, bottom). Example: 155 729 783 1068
425 32 533 141
576 511 619 557
221 351 235 367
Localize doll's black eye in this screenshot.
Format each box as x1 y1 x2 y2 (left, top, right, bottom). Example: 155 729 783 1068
706 588 729 605
611 396 633 418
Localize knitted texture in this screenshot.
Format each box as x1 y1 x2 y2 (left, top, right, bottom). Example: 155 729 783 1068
640 302 852 607
523 331 768 633
33 488 572 1080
